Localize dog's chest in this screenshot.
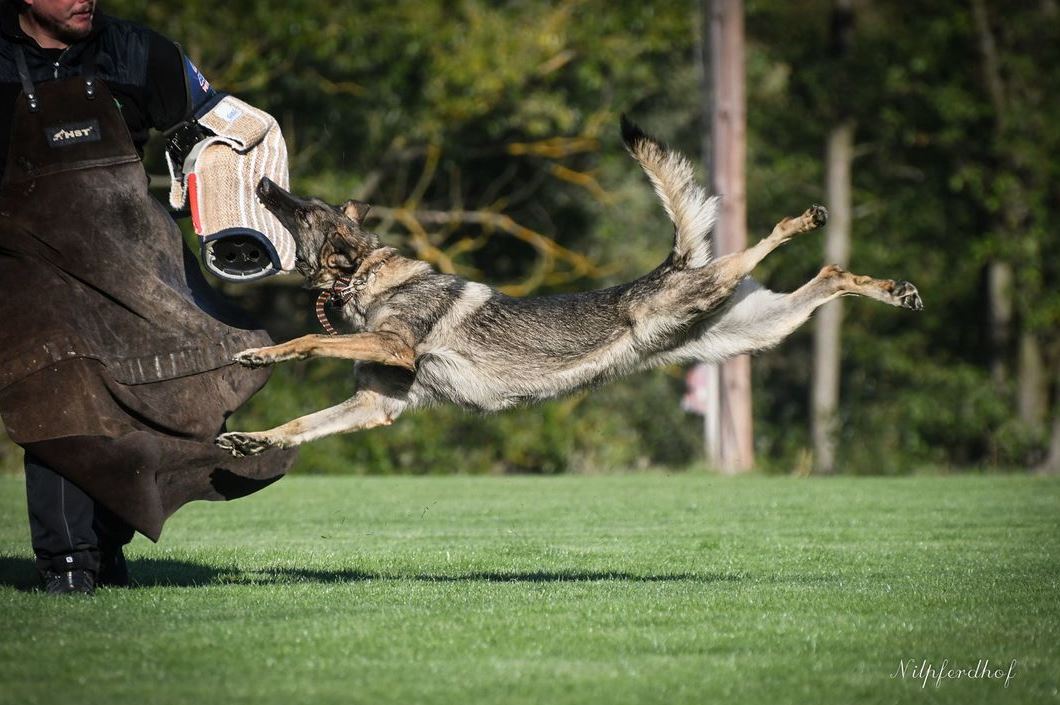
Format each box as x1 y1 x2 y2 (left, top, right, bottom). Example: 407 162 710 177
338 300 368 330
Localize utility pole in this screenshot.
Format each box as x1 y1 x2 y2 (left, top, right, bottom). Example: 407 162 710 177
707 0 752 473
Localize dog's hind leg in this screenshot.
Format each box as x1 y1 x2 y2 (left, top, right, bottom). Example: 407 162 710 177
631 205 831 338
234 332 416 371
812 265 924 310
733 264 922 347
216 389 405 456
763 264 924 320
656 265 922 365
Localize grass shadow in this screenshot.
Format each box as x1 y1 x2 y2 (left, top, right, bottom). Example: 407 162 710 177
252 567 742 584
2 555 744 589
130 558 223 587
0 555 225 590
0 555 38 591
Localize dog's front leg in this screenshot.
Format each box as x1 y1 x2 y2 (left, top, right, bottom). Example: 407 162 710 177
216 390 404 456
713 204 828 282
234 332 416 370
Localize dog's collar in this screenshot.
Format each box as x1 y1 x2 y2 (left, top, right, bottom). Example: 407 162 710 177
313 248 397 336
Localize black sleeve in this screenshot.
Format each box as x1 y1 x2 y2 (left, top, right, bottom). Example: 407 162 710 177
144 30 191 132
0 82 20 183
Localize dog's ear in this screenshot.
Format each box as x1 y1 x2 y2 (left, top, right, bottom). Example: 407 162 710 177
324 251 354 270
342 199 371 225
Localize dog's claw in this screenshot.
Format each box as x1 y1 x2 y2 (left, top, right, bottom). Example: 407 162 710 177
216 432 275 457
892 280 923 311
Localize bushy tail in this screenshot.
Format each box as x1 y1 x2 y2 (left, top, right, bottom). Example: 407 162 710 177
620 115 718 269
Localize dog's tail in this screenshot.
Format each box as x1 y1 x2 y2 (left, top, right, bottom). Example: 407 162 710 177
620 115 718 269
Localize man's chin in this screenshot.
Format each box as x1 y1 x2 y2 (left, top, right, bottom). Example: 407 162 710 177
36 11 94 45
53 22 93 44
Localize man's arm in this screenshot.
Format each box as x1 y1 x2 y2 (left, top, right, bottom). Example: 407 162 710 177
144 31 216 133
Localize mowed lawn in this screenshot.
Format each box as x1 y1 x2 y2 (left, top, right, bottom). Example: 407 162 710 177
0 473 1057 705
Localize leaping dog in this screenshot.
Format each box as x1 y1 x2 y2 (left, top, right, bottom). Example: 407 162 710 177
216 118 922 457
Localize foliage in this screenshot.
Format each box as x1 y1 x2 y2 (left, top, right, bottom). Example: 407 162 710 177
745 0 1060 472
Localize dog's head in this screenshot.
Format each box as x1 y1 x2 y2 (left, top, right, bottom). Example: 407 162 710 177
256 177 379 289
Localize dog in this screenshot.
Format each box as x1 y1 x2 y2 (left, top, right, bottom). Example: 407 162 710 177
216 118 922 457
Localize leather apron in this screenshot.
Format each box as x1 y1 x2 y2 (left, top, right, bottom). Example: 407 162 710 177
0 54 295 540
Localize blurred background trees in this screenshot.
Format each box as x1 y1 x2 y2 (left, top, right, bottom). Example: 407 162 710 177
4 0 1055 475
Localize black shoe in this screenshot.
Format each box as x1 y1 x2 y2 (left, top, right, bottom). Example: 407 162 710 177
98 547 130 588
43 569 96 596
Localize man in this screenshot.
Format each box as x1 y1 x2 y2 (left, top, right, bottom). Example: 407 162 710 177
0 0 295 595
1 0 196 180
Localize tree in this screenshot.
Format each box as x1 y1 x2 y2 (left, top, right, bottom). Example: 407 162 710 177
968 0 1060 469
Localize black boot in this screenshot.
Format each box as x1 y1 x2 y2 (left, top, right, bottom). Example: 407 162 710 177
94 499 134 588
97 546 130 587
42 569 96 595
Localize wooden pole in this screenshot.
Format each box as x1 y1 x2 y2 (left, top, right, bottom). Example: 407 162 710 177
709 0 752 473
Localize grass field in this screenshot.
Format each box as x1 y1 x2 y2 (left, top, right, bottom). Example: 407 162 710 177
0 473 1057 705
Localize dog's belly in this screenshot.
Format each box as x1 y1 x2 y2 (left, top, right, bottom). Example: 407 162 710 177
410 339 643 412
408 354 514 411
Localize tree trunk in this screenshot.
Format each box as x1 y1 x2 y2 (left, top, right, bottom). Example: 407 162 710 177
812 120 854 474
971 0 1025 401
1018 332 1047 426
1037 364 1060 474
1040 417 1060 474
810 0 855 475
988 261 1013 386
709 0 752 474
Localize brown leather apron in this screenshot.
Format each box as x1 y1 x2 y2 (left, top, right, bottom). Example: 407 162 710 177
0 57 295 540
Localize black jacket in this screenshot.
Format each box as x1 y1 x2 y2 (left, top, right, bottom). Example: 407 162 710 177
0 4 191 181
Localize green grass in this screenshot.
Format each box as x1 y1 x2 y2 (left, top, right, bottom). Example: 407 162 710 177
1 474 1058 705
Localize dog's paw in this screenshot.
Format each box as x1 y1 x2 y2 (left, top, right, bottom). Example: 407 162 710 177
216 432 275 457
892 280 923 311
233 348 274 368
808 204 829 229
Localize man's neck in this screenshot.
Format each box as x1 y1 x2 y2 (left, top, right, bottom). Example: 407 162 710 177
18 12 70 50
